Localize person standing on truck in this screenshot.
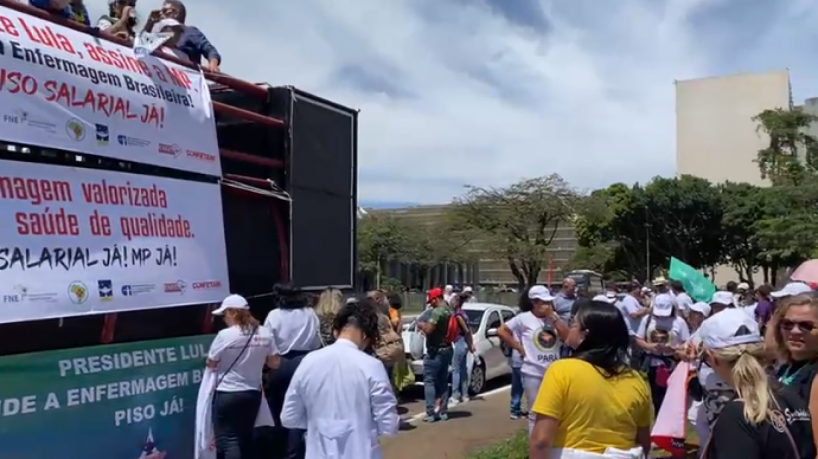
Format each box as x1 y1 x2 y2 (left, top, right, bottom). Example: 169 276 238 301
207 294 280 459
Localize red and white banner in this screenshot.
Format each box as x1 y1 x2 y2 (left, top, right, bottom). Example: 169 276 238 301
0 7 220 176
0 159 230 324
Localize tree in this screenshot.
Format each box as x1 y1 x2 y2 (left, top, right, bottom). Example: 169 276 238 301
754 108 818 186
753 184 818 275
719 182 765 285
356 214 413 288
450 175 579 289
563 244 614 275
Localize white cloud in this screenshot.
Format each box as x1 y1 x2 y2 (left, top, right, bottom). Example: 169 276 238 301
82 0 818 203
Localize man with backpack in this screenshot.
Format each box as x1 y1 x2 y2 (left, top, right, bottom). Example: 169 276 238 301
417 287 454 422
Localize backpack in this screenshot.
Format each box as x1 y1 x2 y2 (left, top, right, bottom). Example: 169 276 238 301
445 313 463 345
374 313 404 367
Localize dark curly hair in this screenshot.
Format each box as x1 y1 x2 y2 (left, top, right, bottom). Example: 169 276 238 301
332 296 381 344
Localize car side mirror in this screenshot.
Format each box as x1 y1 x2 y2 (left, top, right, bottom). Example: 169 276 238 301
486 328 498 337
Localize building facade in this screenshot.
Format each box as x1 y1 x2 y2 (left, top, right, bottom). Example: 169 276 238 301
377 204 577 287
675 69 792 285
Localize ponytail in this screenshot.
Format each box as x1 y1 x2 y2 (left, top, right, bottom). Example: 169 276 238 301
233 309 260 334
714 343 772 424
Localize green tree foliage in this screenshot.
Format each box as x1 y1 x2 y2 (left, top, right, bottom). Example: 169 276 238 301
719 182 766 285
449 175 579 289
356 214 413 287
754 108 818 186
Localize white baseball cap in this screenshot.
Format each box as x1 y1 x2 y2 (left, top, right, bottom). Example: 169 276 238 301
444 284 453 292
771 282 813 298
463 286 473 293
593 294 616 304
652 293 674 317
698 308 762 350
737 282 750 291
689 302 712 316
212 294 249 315
710 291 734 306
528 285 555 302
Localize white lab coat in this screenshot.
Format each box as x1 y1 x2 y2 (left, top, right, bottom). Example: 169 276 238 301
281 338 400 459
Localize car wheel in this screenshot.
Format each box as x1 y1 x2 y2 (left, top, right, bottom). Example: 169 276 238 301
468 360 486 395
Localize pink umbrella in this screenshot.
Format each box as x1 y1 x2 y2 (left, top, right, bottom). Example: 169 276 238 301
791 259 818 285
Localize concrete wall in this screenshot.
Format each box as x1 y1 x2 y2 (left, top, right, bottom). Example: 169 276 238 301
676 70 791 186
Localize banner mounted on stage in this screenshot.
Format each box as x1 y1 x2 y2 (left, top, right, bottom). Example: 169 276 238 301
0 335 213 459
0 6 220 176
0 159 229 324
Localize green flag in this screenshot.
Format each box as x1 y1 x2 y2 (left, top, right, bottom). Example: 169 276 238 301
669 257 716 303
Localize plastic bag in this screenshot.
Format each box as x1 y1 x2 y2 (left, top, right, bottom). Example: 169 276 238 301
392 360 416 392
466 351 475 379
409 330 425 361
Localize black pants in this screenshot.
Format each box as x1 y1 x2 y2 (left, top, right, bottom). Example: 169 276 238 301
266 350 309 459
648 366 668 415
212 390 262 459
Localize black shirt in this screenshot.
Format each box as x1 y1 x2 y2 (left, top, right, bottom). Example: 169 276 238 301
707 387 815 459
776 360 818 403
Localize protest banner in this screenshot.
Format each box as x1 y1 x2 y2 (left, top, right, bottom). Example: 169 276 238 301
0 159 230 324
0 334 213 459
0 6 220 176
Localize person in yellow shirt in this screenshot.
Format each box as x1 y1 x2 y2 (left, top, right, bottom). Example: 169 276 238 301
530 300 653 458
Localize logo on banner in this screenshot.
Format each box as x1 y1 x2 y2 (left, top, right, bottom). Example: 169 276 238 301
118 134 151 147
164 280 187 293
65 118 85 141
3 110 57 132
122 284 156 297
95 123 110 145
158 143 182 157
192 280 222 290
98 280 114 301
68 281 89 304
133 31 172 58
186 149 217 162
136 428 167 459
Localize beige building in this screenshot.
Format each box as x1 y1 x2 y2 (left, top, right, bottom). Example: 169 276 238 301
378 204 577 286
676 69 791 185
675 70 792 285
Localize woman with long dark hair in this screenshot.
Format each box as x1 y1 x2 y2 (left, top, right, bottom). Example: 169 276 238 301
96 0 138 39
529 301 651 458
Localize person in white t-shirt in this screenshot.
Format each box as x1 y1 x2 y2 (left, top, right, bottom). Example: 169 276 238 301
635 293 690 414
498 285 569 437
670 280 693 319
207 294 280 459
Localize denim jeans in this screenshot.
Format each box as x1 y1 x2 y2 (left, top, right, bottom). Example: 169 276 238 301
423 346 453 416
451 338 469 400
510 366 523 414
522 374 543 437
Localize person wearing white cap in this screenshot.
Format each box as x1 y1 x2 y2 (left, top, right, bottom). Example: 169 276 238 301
697 309 815 458
462 285 478 302
498 285 569 437
206 294 280 459
688 302 711 333
709 291 735 316
635 293 690 414
772 282 814 299
443 284 455 305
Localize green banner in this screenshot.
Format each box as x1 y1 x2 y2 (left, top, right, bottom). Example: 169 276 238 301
669 257 717 303
0 334 214 459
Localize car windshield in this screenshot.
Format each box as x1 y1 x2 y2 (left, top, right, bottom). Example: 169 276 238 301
463 309 484 333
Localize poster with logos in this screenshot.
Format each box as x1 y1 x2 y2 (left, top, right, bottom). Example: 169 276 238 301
0 334 213 459
0 159 230 324
0 5 220 176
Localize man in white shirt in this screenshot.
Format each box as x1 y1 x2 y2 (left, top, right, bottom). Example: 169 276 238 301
670 280 693 318
281 297 400 459
443 285 455 304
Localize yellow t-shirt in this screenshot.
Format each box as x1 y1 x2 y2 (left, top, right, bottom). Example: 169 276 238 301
531 359 652 453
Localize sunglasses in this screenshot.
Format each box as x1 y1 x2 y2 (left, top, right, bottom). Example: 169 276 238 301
780 319 817 333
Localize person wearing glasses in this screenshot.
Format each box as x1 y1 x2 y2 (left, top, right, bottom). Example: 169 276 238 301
142 0 221 72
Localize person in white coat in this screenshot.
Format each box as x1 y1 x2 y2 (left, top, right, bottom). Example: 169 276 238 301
281 297 400 459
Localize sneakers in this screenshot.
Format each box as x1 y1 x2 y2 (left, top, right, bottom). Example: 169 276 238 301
509 411 527 420
424 413 449 423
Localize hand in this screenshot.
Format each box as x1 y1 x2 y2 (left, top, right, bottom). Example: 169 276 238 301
469 345 476 354
147 9 162 23
517 347 526 359
207 61 221 73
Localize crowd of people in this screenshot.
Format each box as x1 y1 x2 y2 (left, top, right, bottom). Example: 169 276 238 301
26 0 221 71
494 276 818 458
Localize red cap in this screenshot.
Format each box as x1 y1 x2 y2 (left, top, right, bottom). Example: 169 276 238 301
427 288 443 302
809 282 818 290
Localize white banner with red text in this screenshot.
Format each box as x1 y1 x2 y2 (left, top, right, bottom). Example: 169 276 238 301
0 159 230 324
0 7 220 176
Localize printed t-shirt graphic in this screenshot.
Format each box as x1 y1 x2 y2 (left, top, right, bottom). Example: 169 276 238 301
505 311 561 378
637 316 690 366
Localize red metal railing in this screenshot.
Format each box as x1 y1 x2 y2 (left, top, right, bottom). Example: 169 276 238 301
0 0 290 341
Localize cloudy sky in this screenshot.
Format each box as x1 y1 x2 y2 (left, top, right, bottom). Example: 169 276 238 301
83 0 818 205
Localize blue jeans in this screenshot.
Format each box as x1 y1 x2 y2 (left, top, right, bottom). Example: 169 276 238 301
451 338 469 400
510 366 523 414
423 347 453 416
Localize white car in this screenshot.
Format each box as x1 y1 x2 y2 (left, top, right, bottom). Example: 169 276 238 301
402 302 517 395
